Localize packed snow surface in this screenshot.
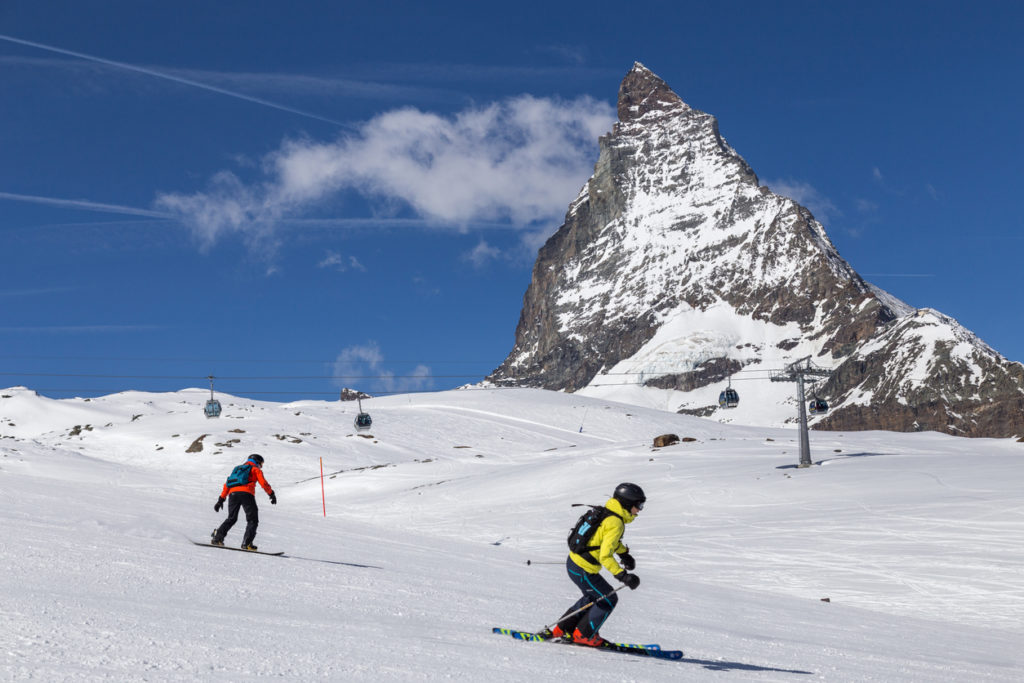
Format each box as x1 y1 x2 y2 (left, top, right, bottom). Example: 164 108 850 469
2 386 1022 681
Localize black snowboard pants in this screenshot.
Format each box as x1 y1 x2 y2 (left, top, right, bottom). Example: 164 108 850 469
214 492 259 546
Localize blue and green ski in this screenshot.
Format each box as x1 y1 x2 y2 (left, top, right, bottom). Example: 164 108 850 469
492 627 682 660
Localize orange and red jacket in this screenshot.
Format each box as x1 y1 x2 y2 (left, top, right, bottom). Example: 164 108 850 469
219 463 274 499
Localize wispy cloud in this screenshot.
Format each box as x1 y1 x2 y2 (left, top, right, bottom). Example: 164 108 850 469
317 251 366 272
0 53 460 110
861 273 935 278
0 325 164 333
329 62 618 85
463 240 502 268
869 166 906 196
0 191 169 218
285 217 518 232
765 179 840 226
0 33 349 127
157 95 614 251
0 286 76 298
331 342 432 394
530 44 589 66
0 53 615 106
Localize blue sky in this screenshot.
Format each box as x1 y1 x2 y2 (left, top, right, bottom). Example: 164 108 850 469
1 1 1021 402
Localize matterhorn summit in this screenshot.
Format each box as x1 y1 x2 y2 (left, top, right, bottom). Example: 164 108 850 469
489 63 1024 437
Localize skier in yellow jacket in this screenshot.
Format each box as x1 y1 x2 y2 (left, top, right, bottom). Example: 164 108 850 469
546 483 645 646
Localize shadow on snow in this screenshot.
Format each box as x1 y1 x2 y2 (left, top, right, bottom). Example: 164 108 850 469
284 553 383 569
680 656 813 674
776 451 892 469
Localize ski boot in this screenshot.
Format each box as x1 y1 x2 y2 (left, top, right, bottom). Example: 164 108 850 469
539 625 568 641
571 628 606 647
210 531 224 547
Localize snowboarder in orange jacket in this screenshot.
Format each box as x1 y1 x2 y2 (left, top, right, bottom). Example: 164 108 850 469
211 454 276 551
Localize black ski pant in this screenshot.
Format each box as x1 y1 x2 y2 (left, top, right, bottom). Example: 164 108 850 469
214 492 259 546
556 555 618 638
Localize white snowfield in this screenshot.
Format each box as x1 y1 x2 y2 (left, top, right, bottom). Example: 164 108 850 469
2 386 1022 681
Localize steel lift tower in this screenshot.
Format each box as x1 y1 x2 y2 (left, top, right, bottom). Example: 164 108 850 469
770 356 832 467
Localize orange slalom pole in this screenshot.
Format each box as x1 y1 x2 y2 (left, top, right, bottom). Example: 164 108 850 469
320 457 326 517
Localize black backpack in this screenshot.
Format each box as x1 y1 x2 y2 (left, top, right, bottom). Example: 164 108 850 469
225 462 253 488
567 504 621 561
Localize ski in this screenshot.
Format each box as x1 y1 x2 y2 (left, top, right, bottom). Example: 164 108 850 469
492 628 681 659
191 541 285 556
492 626 656 649
572 639 682 660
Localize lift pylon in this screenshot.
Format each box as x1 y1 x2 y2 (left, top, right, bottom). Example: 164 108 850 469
770 357 831 467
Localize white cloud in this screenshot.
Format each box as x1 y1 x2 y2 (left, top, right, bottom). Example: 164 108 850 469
156 96 614 250
332 342 433 394
463 240 502 268
318 251 366 272
318 252 343 269
765 179 840 226
155 170 274 251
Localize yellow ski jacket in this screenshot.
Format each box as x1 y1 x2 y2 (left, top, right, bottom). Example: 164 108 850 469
569 497 635 575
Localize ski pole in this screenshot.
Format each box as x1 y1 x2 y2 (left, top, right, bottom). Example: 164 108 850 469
525 559 562 566
543 585 626 631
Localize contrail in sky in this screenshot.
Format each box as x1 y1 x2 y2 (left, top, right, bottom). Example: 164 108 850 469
0 33 350 127
862 273 935 278
0 191 170 218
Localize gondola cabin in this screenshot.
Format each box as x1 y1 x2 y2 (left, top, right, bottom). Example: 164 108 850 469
204 375 222 418
204 399 222 418
718 388 739 408
809 398 829 415
354 412 372 431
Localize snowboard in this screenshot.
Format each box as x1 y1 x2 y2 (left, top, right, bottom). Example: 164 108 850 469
191 540 284 556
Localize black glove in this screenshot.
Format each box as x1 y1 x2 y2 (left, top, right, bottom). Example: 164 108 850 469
214 497 225 512
615 571 640 590
619 552 636 571
269 492 277 505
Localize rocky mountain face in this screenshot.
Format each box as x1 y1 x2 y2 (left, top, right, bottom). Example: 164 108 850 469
815 309 1024 436
489 63 1024 438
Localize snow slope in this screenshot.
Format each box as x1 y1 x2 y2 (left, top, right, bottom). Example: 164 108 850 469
2 386 1022 681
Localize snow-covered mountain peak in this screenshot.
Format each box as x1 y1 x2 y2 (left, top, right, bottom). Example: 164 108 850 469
490 64 1024 437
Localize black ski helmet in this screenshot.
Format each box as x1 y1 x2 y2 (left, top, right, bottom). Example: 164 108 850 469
249 454 265 466
613 482 646 510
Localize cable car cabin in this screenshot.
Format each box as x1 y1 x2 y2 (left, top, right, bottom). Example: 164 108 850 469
809 398 829 415
718 388 739 408
354 412 373 431
204 399 222 418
